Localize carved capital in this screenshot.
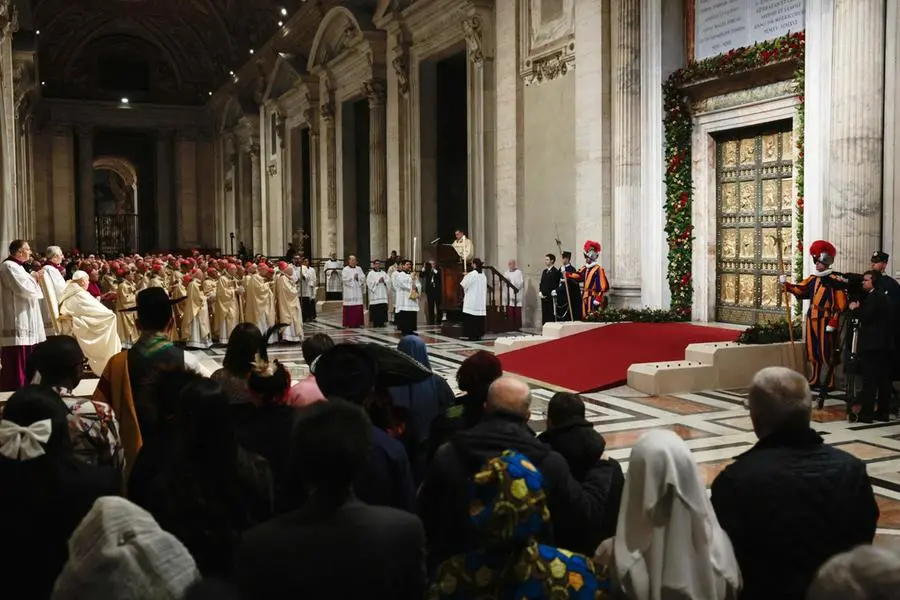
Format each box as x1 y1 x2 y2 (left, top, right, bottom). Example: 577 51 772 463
75 123 94 138
363 80 385 107
391 47 410 96
320 97 334 122
267 163 278 177
462 16 483 64
523 47 576 86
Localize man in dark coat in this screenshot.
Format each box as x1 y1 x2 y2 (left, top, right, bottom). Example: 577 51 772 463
235 401 426 600
556 251 581 320
870 250 900 384
539 253 561 324
421 259 443 325
419 376 615 568
850 270 895 422
537 392 623 543
711 367 878 600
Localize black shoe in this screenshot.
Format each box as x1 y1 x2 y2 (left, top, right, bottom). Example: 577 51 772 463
859 414 874 424
876 412 891 422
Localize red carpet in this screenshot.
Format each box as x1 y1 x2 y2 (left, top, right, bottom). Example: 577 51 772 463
499 322 738 393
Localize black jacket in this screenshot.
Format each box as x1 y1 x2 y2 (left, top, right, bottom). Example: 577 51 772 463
236 496 426 600
857 289 894 353
540 266 561 297
538 420 623 543
419 413 614 566
711 427 878 600
421 266 441 295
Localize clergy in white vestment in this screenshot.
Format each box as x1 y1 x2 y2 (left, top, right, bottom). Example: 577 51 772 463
182 274 213 349
392 259 421 335
366 259 390 327
300 257 318 322
275 262 304 342
0 240 46 391
503 259 525 330
58 271 122 376
341 255 366 328
461 258 487 341
386 260 399 324
40 246 68 335
323 253 343 300
452 229 475 266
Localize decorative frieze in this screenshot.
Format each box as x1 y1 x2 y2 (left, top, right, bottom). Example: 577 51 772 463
519 0 576 85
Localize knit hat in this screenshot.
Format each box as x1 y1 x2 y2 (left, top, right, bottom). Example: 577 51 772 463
52 497 201 600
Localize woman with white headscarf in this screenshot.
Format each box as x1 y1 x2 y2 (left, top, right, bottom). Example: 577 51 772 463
58 270 122 376
597 430 741 600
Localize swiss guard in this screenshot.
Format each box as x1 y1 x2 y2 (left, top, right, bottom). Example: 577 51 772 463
782 240 848 396
566 240 610 318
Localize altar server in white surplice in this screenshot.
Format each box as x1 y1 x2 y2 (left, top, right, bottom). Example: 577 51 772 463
461 258 488 341
323 253 343 300
40 246 67 335
366 259 390 328
0 240 46 391
392 259 421 335
58 270 122 376
299 257 318 322
341 256 366 328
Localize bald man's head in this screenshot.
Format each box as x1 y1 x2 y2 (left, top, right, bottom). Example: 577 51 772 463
486 376 532 420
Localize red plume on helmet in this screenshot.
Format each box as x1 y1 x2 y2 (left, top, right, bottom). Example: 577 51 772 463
583 240 602 255
809 240 836 267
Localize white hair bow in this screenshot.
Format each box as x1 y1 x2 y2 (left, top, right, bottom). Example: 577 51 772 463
0 419 52 460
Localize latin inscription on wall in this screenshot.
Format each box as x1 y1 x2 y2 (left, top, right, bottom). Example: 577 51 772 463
695 0 805 61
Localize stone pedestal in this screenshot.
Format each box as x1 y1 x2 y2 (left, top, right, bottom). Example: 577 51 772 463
610 0 642 306
826 0 885 269
76 125 95 252
366 81 388 261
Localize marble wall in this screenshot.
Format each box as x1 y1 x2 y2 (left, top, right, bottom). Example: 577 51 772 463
521 75 576 327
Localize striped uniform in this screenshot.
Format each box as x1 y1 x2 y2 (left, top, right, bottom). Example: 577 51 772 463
785 272 848 389
567 263 610 318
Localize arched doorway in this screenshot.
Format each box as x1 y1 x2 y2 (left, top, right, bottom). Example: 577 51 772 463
93 156 139 254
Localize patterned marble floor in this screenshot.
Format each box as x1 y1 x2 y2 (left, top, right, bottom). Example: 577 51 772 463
17 303 900 545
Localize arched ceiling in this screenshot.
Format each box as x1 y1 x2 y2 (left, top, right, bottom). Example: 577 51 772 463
29 0 308 105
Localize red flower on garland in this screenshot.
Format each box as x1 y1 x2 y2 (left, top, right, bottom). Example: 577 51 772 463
797 197 804 209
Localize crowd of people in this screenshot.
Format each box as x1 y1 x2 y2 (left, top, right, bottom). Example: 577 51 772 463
0 277 890 599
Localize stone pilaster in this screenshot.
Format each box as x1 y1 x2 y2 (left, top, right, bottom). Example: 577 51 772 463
574 0 611 269
495 0 519 267
639 0 666 308
826 0 886 270
156 129 174 249
320 90 337 255
610 0 642 306
175 130 198 247
365 80 388 262
249 141 263 253
75 124 95 252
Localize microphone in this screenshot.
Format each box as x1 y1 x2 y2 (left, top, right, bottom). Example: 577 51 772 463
429 237 441 245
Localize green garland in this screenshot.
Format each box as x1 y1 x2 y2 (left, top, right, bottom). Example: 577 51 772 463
584 307 680 323
736 318 802 345
663 31 806 320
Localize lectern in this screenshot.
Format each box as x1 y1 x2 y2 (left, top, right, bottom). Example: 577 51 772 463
433 244 464 312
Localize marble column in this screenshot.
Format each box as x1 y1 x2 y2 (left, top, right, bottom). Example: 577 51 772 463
156 130 174 250
610 0 642 306
320 94 337 256
249 142 263 253
75 125 96 252
639 0 667 309
494 0 520 266
365 80 388 262
826 0 885 270
308 123 321 257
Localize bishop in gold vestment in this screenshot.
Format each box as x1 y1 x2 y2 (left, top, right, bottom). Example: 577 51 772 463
244 266 276 336
183 274 212 349
115 273 139 348
214 270 240 343
275 263 303 342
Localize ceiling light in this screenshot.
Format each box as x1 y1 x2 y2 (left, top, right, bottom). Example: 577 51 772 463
229 70 234 76
121 98 129 104
35 30 40 35
280 7 288 15
208 91 213 96
277 20 283 27
249 49 254 54
41 81 46 86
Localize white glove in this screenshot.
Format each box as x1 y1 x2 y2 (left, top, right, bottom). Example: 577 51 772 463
778 275 787 284
593 298 601 307
551 290 557 297
539 292 545 299
826 325 836 333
